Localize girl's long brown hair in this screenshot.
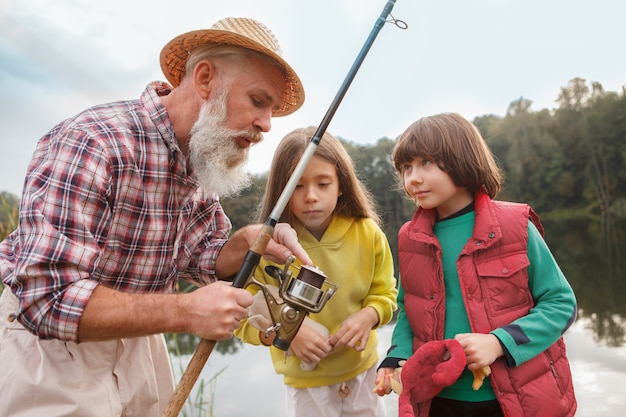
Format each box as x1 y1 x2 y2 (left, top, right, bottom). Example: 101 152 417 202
392 113 503 198
257 126 381 225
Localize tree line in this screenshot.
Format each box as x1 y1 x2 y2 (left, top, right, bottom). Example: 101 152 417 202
2 78 625 333
3 78 622 252
220 77 626 345
223 78 626 282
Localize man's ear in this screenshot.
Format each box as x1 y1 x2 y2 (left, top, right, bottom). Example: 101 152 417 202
193 60 216 100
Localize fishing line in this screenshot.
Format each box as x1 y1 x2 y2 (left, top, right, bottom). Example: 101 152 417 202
162 2 406 415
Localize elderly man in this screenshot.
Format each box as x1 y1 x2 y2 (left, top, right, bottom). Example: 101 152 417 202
0 17 310 416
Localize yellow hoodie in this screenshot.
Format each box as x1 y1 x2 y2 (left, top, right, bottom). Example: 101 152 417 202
235 215 398 388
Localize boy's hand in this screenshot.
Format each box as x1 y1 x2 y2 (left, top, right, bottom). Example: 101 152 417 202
454 332 503 370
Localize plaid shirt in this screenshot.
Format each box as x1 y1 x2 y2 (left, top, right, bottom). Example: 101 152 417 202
0 82 231 341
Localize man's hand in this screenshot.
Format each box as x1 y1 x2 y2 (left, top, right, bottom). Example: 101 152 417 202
266 223 313 265
78 281 253 342
183 281 254 340
215 223 312 279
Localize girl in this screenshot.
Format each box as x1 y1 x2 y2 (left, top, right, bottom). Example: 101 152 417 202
375 113 577 417
235 126 398 417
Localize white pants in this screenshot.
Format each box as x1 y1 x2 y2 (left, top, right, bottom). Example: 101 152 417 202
286 365 387 417
0 288 175 417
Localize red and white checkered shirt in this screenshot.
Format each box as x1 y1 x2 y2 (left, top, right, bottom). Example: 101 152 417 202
0 82 231 341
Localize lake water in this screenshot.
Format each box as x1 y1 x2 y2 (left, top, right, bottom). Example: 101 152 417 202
173 217 626 416
173 316 626 417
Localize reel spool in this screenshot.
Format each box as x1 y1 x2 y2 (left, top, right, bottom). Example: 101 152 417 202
249 256 337 351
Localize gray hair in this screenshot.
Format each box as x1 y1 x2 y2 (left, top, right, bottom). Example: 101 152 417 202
184 44 285 82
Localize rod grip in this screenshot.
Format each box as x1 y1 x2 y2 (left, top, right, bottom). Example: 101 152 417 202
231 223 274 288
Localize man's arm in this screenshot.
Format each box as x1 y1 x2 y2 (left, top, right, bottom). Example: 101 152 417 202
77 281 252 342
78 223 310 342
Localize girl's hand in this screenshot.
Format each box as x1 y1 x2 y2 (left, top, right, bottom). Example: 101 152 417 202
289 322 332 365
328 307 378 352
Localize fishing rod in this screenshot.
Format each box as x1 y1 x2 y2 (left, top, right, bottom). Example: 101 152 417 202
232 0 405 288
162 2 404 415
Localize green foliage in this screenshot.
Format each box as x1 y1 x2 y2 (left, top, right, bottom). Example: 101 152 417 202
168 333 226 417
474 79 626 218
2 77 626 399
0 192 19 242
3 78 623 290
0 193 19 292
220 176 267 230
219 78 626 284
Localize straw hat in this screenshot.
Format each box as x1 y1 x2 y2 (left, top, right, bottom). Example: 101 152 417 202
160 17 304 116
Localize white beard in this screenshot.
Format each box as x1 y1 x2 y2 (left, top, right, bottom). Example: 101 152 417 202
188 90 255 198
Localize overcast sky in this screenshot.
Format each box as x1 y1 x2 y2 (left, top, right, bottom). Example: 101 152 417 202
1 0 624 197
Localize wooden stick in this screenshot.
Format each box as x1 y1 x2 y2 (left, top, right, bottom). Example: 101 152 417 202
162 225 275 417
162 339 216 417
161 2 398 414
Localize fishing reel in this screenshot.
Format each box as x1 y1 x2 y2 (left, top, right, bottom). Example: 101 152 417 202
246 256 338 351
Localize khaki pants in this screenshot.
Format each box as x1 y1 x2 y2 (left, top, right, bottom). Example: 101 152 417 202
0 288 175 417
285 365 387 417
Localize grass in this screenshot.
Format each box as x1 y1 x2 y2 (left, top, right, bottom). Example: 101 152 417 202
0 194 19 293
168 334 225 417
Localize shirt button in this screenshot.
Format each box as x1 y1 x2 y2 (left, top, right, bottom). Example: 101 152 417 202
7 313 16 322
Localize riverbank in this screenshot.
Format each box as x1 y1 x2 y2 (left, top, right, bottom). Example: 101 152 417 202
175 317 626 416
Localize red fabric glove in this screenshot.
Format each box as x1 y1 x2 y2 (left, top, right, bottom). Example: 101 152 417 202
398 339 467 417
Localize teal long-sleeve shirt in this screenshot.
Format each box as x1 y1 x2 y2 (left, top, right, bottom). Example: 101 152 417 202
385 211 577 402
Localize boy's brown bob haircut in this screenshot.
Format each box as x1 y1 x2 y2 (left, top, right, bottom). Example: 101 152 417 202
392 112 502 198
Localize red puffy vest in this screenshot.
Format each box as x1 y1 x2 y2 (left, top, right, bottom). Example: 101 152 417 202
398 192 576 417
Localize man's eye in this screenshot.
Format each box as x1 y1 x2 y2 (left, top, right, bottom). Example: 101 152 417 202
251 96 263 107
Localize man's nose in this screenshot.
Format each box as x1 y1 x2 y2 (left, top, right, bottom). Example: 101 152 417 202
254 110 272 133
